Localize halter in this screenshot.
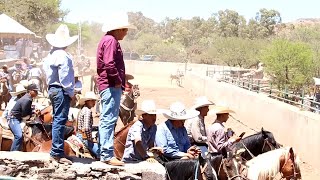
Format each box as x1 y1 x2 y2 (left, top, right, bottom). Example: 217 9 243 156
120 86 140 122
278 153 300 180
221 158 249 180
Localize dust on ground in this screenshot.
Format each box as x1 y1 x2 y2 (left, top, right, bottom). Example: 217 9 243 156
89 74 320 179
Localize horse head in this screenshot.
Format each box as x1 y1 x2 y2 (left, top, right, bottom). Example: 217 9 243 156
220 148 247 180
261 127 281 152
281 147 302 180
132 84 140 99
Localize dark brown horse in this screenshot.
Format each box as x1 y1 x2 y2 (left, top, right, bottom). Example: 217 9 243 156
119 84 140 126
113 120 137 160
0 80 11 109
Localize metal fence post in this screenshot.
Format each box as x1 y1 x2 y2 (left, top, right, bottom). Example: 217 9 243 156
258 80 260 93
269 82 272 96
301 89 304 109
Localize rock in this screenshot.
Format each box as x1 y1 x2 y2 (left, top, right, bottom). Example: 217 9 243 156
142 171 166 180
119 171 142 180
52 171 77 180
90 170 103 177
0 165 13 176
104 172 120 180
36 167 55 174
17 164 29 171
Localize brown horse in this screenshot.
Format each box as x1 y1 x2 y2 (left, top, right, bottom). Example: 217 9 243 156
113 120 137 160
0 123 51 152
32 140 77 157
119 85 140 126
0 80 11 109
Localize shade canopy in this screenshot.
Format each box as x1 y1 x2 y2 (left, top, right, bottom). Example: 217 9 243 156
0 14 35 38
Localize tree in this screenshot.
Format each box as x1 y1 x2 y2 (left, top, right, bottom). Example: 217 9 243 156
0 0 67 35
214 9 246 37
260 39 314 90
255 9 282 37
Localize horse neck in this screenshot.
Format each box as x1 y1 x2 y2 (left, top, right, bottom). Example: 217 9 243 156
123 91 135 106
241 133 265 154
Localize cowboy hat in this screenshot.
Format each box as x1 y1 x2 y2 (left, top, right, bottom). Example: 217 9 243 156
46 24 78 48
102 12 137 32
126 74 134 81
135 100 164 116
211 106 235 115
14 80 29 88
163 102 199 120
79 91 99 106
10 84 27 96
192 96 215 109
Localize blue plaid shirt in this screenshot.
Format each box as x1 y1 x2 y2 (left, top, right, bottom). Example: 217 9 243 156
155 120 191 158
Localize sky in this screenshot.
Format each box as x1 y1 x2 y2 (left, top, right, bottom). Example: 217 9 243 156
61 0 320 23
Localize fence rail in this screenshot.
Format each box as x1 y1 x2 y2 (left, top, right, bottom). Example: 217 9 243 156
206 70 320 114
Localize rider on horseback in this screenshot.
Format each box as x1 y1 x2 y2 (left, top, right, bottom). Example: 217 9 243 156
207 106 242 154
122 100 162 163
185 96 215 158
28 60 44 92
8 84 39 151
76 92 100 159
155 102 201 162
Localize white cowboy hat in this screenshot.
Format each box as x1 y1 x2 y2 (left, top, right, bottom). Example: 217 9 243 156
14 80 29 88
10 84 27 96
163 102 199 120
192 96 215 109
102 12 137 32
74 72 82 78
46 24 78 48
79 91 99 106
211 106 236 115
135 100 164 116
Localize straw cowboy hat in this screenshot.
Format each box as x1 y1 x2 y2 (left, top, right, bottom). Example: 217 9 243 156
135 100 163 116
211 106 235 115
163 102 199 120
46 24 78 48
79 91 99 106
13 80 29 88
102 12 137 32
126 74 134 81
10 84 27 96
192 96 215 109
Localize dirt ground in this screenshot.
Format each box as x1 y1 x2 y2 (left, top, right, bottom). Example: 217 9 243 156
88 75 320 179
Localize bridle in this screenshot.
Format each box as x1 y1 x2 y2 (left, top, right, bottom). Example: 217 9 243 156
221 158 249 180
279 153 300 180
120 86 140 121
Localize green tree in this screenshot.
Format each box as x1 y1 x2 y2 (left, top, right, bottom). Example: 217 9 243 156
255 8 282 37
214 9 246 37
260 39 314 90
0 0 67 35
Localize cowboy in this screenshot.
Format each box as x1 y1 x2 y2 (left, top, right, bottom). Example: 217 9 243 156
97 12 136 166
155 102 201 162
28 60 44 91
0 65 11 91
9 84 39 151
43 24 78 165
74 72 82 94
76 91 100 159
207 106 242 154
122 100 162 162
185 96 215 157
2 84 27 120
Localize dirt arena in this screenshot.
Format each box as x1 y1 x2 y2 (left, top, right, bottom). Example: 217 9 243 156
87 74 320 179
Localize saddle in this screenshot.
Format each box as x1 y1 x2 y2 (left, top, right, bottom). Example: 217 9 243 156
0 122 32 150
65 135 88 157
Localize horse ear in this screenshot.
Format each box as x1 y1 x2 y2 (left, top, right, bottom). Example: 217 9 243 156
261 127 267 138
289 147 295 159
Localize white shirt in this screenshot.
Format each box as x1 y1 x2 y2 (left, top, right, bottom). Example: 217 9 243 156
29 67 42 78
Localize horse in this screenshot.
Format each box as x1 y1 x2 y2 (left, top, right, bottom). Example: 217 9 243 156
245 147 301 180
113 120 137 159
0 123 51 152
32 139 77 157
231 128 281 161
119 84 140 126
0 80 10 109
203 148 247 180
170 71 184 87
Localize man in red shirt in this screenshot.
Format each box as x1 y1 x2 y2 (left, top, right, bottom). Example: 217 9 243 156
96 12 136 166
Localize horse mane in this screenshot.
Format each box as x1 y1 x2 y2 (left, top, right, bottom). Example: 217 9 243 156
165 159 199 180
114 120 137 137
246 147 300 180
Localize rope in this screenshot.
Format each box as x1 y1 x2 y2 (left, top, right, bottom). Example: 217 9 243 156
194 159 200 180
240 141 255 159
229 115 258 133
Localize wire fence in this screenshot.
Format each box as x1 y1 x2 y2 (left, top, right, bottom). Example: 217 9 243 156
206 70 320 114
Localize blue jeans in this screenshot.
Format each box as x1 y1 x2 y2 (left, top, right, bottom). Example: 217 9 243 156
48 86 71 157
99 87 122 161
76 133 100 158
8 117 23 151
96 100 100 114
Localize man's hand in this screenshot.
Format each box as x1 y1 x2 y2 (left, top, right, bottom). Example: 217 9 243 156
182 153 195 159
149 147 163 155
187 146 201 156
146 158 158 163
229 135 241 143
